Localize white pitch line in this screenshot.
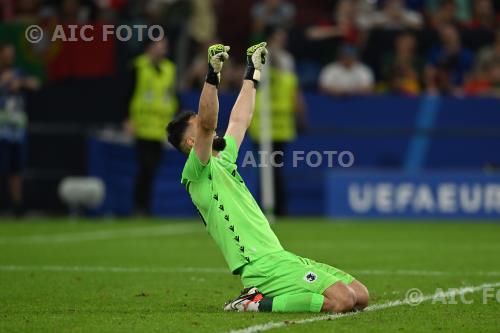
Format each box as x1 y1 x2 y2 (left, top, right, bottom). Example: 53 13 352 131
0 225 200 244
227 281 500 333
352 269 500 277
1 265 500 278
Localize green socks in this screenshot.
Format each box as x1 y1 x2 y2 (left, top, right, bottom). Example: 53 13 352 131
259 293 324 313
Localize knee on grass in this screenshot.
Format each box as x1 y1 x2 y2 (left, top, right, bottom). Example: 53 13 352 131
350 281 369 310
322 282 356 313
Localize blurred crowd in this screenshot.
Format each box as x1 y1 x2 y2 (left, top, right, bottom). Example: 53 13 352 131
1 0 500 97
2 0 500 216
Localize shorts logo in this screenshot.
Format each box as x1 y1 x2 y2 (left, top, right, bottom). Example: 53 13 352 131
304 271 317 283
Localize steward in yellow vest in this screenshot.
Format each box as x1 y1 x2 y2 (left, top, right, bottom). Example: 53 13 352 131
128 55 178 141
125 39 179 215
249 67 298 143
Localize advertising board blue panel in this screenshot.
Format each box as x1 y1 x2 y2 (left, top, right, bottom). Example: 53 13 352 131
326 172 500 219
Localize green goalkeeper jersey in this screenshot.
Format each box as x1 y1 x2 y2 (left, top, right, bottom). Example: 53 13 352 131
181 135 283 273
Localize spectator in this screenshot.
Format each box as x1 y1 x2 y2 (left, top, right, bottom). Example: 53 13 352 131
0 44 40 216
358 0 423 31
487 61 500 98
463 59 492 96
188 0 217 47
11 0 40 23
466 0 498 31
181 0 217 89
251 0 295 42
249 29 307 216
124 38 179 216
476 28 500 71
319 44 374 96
465 28 500 96
383 32 422 95
59 0 91 23
464 59 500 98
426 0 470 27
1 0 15 21
425 24 473 94
306 0 360 46
461 0 496 51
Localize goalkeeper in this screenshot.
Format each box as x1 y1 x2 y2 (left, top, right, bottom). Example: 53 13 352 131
166 43 369 313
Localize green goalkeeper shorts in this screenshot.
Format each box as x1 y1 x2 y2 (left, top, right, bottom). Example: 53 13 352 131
240 250 355 297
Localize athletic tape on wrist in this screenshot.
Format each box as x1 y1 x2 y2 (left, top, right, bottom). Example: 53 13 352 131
244 67 260 88
206 71 220 87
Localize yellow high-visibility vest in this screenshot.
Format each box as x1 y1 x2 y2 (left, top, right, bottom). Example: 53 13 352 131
129 55 178 141
249 68 298 142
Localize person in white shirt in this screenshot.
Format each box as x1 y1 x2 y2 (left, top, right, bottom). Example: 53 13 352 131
319 45 374 96
357 0 423 31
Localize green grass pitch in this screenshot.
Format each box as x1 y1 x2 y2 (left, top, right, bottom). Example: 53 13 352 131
1 218 500 332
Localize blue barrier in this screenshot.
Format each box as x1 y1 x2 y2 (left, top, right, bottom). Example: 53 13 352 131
87 94 500 217
326 171 500 219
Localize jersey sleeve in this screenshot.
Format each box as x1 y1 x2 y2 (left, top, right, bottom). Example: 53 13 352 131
181 148 210 184
219 135 239 164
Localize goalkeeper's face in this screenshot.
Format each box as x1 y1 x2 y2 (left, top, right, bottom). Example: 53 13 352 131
183 116 226 154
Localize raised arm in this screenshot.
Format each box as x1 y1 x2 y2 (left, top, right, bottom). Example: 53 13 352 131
226 42 268 148
194 44 230 164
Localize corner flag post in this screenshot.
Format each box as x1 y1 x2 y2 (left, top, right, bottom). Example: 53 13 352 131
258 59 275 222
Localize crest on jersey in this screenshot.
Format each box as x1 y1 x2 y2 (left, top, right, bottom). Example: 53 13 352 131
304 271 317 283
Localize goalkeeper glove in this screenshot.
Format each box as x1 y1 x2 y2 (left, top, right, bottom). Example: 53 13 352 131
244 42 268 88
206 44 230 87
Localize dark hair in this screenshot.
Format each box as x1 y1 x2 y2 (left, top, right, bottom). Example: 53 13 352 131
167 111 196 153
143 34 167 53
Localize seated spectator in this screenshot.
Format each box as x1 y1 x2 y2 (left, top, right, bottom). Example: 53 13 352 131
427 0 465 29
59 0 91 23
463 61 493 96
188 0 217 49
306 0 360 46
465 27 500 96
488 61 500 98
251 0 295 42
466 0 498 31
476 28 500 70
383 32 422 96
425 24 473 94
464 60 500 97
461 0 497 51
358 0 423 31
10 0 41 23
319 45 374 96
